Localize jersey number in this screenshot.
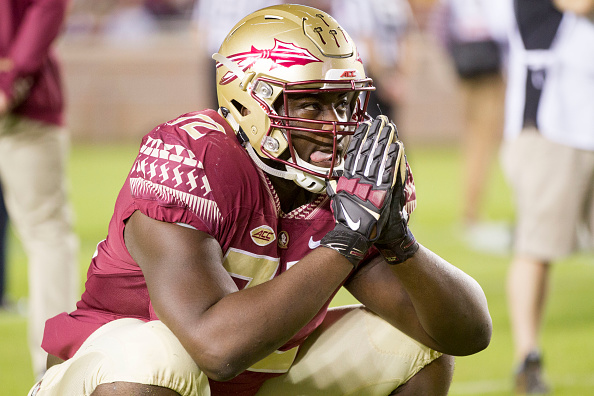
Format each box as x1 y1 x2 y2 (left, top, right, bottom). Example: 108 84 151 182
222 248 298 373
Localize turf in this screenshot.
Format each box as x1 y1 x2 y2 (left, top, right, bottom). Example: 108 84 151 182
1 142 593 395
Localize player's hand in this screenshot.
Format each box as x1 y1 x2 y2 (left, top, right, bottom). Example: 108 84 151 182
321 115 402 267
0 58 12 117
374 158 420 264
0 91 8 116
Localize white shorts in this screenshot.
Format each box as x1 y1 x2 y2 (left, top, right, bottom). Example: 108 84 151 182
30 306 441 396
501 129 594 260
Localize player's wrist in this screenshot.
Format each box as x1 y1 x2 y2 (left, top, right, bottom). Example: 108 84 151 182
374 211 419 265
375 222 419 264
320 224 372 267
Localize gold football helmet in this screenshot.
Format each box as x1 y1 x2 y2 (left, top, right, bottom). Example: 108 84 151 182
214 4 374 193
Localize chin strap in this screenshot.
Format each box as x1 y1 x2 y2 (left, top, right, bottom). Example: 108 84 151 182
245 144 297 181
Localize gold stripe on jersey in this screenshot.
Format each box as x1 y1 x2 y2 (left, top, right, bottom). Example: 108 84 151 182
247 346 299 374
222 246 299 374
167 113 226 140
222 248 279 289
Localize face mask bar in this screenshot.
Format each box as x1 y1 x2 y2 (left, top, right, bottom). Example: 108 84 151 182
251 76 374 180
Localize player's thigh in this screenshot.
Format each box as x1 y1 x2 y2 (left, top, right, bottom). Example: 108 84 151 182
256 305 443 396
29 319 210 396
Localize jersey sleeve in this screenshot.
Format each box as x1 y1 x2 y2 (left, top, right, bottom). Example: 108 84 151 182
127 110 243 239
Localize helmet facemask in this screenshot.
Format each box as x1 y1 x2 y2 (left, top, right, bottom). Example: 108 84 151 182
254 78 373 192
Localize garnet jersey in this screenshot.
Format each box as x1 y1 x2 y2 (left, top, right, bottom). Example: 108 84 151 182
42 109 355 395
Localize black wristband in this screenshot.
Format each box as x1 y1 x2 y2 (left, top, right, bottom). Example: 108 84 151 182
320 225 372 267
375 227 419 264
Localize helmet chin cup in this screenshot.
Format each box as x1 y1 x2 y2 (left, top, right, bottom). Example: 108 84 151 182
285 165 326 193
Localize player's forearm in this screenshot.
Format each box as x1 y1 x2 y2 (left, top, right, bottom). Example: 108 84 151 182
180 248 353 381
390 245 492 356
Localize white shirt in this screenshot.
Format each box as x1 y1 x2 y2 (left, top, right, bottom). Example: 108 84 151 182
330 0 413 67
504 10 594 150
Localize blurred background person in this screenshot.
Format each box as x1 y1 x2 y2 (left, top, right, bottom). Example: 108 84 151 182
330 0 415 122
101 0 161 45
429 0 514 253
502 0 594 393
144 0 194 30
0 0 79 379
65 0 194 45
299 0 414 123
191 0 280 110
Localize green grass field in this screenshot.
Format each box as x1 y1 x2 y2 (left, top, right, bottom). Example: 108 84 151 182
1 142 593 395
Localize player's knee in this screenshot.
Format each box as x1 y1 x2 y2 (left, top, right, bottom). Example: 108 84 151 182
390 354 455 396
91 382 181 396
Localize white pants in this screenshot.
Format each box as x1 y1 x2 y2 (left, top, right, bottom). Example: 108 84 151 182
0 115 79 378
31 305 441 396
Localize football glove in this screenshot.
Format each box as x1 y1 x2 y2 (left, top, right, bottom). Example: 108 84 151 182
374 158 419 264
321 115 402 267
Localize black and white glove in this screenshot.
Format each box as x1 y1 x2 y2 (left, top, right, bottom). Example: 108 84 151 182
321 115 402 267
374 158 419 264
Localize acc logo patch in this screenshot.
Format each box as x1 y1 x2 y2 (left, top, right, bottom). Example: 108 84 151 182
250 225 276 247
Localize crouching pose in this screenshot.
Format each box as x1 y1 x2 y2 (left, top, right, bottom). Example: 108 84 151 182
30 5 491 396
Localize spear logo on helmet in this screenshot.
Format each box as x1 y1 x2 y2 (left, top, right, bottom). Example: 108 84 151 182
218 39 322 85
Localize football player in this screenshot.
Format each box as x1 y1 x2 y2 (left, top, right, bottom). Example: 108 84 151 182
30 5 492 396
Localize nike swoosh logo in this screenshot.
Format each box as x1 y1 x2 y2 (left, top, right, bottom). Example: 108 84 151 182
340 203 361 231
308 237 321 249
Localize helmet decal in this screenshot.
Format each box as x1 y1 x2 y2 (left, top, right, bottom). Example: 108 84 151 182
215 4 375 193
218 39 322 85
315 13 330 27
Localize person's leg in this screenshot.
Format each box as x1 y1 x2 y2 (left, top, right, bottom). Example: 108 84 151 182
507 256 550 363
502 131 594 363
460 73 505 225
507 255 551 394
500 131 594 394
0 117 79 377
